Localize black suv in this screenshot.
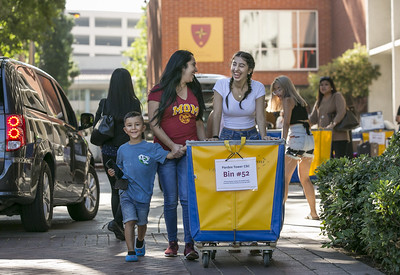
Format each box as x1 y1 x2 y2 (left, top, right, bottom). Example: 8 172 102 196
0 57 99 232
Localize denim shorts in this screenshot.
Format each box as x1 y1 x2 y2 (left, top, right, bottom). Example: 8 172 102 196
119 190 150 225
219 127 260 140
286 124 314 160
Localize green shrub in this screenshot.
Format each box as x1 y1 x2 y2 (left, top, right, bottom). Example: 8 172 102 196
362 174 400 274
360 132 400 274
316 156 371 252
316 131 400 273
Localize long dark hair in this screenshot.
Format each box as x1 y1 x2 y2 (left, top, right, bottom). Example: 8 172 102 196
226 51 255 109
104 68 141 119
317 76 337 108
150 50 205 125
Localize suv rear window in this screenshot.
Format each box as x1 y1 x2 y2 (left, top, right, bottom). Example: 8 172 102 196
17 66 46 112
37 74 65 121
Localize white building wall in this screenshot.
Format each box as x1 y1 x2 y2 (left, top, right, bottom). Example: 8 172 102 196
366 0 400 128
368 53 392 114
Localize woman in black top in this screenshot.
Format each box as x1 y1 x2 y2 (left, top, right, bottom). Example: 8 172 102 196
93 68 142 240
268 75 319 220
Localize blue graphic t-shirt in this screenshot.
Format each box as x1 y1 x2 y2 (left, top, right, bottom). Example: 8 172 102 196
116 140 169 203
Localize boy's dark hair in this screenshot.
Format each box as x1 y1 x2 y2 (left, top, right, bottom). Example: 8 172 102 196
124 111 144 124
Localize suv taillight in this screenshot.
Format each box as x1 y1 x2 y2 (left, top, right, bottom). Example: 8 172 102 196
6 115 26 151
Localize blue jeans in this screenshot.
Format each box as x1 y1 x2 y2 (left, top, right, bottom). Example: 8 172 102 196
119 191 150 226
219 127 261 140
158 155 192 243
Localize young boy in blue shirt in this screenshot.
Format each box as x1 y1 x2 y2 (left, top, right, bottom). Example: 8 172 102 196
108 111 173 262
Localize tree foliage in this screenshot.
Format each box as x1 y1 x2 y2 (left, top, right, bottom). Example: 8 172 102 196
0 0 65 58
123 8 147 108
306 43 381 113
37 13 79 90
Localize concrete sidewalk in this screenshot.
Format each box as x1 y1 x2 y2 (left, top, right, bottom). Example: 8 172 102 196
0 169 383 274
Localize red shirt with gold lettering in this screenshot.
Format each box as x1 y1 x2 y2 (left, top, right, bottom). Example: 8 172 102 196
148 86 200 150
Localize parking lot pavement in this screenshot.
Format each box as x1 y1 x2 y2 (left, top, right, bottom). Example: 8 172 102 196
0 169 384 274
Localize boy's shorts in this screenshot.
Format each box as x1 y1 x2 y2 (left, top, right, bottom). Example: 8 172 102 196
119 190 150 225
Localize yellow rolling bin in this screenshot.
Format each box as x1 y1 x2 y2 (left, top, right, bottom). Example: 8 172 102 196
186 139 285 267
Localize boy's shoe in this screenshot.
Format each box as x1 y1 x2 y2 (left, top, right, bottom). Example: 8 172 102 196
135 239 146 256
107 220 125 241
125 254 138 262
164 241 179 257
184 242 199 260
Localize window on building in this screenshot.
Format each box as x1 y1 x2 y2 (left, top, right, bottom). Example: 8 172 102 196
128 19 139 28
74 35 90 45
127 37 135 46
90 89 107 100
95 54 120 57
95 18 121 28
75 17 89 27
95 36 122 46
73 53 90 57
240 10 318 71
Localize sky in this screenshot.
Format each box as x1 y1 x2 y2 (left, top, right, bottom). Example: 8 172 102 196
65 0 146 13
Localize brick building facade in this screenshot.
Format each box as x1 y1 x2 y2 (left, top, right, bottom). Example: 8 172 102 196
147 0 365 91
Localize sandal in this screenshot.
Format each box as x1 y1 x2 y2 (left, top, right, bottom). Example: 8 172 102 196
305 213 320 220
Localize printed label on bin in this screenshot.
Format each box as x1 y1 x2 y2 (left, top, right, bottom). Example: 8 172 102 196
369 131 385 145
215 157 258 191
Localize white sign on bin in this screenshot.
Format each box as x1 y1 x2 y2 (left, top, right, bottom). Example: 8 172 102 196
214 157 258 191
369 131 385 145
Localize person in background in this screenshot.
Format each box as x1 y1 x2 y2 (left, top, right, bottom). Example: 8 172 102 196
210 51 267 141
148 50 206 260
396 105 400 126
309 76 350 158
268 75 319 220
107 111 173 262
94 68 142 241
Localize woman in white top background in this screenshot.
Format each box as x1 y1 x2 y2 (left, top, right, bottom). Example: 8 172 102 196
211 51 267 140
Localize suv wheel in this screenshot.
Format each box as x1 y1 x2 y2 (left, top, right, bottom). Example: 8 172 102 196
20 162 53 232
67 165 99 221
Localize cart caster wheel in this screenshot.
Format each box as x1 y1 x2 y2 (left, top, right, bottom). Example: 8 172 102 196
211 250 216 260
263 252 271 267
202 252 210 268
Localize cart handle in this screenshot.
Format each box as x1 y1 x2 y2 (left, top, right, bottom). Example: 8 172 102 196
224 137 246 161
